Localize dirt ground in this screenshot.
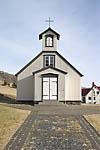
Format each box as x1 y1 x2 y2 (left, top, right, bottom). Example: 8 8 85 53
0 85 16 97
0 105 30 150
84 114 100 135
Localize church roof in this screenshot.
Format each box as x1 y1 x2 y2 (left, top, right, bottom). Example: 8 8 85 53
39 27 60 40
15 51 83 77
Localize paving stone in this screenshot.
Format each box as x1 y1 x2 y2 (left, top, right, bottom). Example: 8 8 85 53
3 103 100 150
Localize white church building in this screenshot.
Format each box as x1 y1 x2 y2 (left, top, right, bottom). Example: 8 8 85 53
15 27 83 104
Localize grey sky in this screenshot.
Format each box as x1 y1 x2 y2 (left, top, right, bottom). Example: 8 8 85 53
0 0 100 87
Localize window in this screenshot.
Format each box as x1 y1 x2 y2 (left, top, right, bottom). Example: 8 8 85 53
50 56 54 67
88 97 91 100
97 91 99 94
45 35 53 47
44 56 54 67
45 56 49 67
94 97 95 100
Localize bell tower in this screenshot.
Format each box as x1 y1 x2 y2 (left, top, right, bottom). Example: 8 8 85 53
39 18 60 51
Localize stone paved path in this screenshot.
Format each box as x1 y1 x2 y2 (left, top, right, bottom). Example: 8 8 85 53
4 103 100 150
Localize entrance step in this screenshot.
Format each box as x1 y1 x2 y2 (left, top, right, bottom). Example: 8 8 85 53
39 100 64 106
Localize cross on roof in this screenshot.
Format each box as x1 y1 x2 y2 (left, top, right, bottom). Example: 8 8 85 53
45 17 54 27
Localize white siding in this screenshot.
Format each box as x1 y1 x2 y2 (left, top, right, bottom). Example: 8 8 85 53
17 51 82 102
65 67 81 101
56 54 81 101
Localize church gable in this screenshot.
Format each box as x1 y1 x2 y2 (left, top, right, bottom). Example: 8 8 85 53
16 24 83 103
16 50 83 79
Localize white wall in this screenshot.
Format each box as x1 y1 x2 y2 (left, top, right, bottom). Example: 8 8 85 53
56 54 81 101
17 51 81 101
17 54 43 100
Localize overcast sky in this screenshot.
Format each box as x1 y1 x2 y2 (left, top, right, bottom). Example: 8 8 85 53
0 0 100 87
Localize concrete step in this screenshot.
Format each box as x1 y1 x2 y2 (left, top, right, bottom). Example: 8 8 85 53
39 100 64 106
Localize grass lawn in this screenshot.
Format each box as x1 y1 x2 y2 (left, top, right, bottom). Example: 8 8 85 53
84 114 100 135
0 105 30 150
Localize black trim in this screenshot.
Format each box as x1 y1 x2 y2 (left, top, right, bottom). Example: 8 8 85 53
56 51 83 77
39 27 60 40
16 100 34 102
41 77 43 101
15 51 42 76
42 73 58 77
15 51 83 77
33 66 67 75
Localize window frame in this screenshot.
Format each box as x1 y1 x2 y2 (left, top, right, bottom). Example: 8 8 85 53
45 35 54 47
43 55 55 67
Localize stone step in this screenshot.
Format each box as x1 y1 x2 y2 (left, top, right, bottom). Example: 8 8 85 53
39 100 64 106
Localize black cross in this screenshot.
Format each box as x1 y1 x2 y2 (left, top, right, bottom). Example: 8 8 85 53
45 17 54 27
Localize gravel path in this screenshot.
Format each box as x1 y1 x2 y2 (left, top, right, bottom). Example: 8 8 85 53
4 103 100 150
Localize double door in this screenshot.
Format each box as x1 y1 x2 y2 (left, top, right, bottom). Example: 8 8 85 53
43 77 57 100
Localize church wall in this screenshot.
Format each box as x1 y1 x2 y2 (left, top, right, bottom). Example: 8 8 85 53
17 75 34 100
55 54 81 101
17 54 43 101
17 51 81 102
55 54 68 72
65 67 81 101
58 73 65 101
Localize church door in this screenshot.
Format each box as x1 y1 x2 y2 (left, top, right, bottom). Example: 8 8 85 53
43 76 57 100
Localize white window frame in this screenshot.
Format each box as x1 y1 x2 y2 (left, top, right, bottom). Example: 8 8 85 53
45 35 53 47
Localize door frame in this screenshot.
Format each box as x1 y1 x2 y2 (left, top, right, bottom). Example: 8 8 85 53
42 73 58 101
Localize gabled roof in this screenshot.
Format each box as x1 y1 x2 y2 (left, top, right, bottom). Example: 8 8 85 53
15 51 43 76
55 51 83 77
97 86 100 90
33 66 67 75
82 83 100 97
15 51 83 77
39 27 60 40
82 88 91 96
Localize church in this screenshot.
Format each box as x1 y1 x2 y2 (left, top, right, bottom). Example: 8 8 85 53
15 25 83 104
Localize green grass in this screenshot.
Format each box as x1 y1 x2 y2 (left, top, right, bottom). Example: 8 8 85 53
0 105 30 150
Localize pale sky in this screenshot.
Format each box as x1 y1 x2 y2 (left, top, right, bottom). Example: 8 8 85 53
0 0 100 87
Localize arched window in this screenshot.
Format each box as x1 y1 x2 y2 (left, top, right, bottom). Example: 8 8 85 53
45 35 53 47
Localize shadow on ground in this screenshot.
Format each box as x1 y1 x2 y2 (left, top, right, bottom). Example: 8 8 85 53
0 94 34 106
